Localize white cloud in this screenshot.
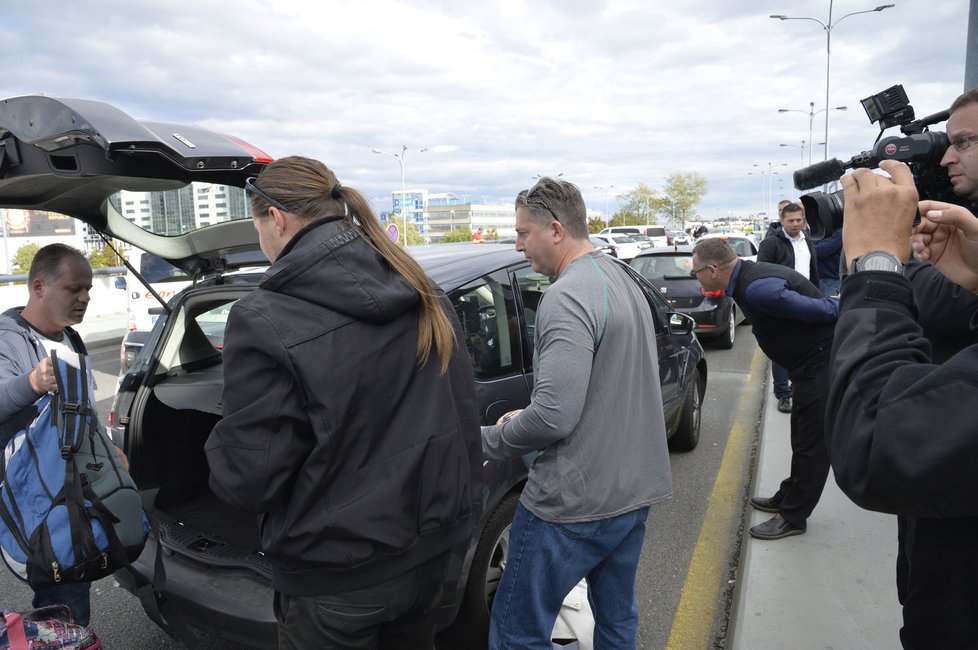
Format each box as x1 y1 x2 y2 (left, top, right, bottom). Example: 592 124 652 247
0 0 968 221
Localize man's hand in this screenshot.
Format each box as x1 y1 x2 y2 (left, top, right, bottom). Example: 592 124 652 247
840 160 919 262
496 409 523 425
29 356 57 394
911 201 978 293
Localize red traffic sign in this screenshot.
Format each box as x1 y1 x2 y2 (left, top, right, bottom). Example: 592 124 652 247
386 223 400 243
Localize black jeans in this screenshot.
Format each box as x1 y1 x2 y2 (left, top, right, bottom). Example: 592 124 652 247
274 551 451 650
774 358 831 528
897 515 978 649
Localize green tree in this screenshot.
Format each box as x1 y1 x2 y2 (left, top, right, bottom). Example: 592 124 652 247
440 226 473 243
587 217 607 233
617 183 668 225
12 242 40 275
485 227 499 241
88 243 125 269
662 172 708 229
404 221 427 246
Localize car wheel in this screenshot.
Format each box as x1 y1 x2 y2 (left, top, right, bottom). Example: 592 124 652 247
715 306 736 350
442 491 520 647
669 371 702 451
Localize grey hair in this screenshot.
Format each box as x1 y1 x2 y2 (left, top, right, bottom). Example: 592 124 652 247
514 177 588 239
693 238 738 267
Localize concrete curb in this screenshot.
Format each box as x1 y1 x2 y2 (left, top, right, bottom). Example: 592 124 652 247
729 372 903 649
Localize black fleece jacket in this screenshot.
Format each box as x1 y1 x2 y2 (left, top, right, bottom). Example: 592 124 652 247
205 218 482 596
828 271 978 518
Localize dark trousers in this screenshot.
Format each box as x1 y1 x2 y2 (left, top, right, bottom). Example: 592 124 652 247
274 551 451 650
771 359 830 528
897 515 978 649
771 361 791 399
33 582 91 626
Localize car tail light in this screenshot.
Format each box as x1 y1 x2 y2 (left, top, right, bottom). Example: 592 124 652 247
701 288 724 298
108 408 115 427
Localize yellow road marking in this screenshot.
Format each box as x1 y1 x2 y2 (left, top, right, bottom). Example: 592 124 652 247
666 346 766 649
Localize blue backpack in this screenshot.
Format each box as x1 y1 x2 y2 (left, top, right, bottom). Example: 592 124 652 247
0 349 148 589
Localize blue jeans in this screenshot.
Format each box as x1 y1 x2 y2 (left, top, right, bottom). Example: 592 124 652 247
33 582 91 626
819 277 840 298
488 503 650 650
772 361 791 399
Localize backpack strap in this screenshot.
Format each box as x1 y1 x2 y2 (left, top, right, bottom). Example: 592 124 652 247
51 351 91 458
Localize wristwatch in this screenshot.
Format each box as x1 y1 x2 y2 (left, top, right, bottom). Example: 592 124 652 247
848 250 904 274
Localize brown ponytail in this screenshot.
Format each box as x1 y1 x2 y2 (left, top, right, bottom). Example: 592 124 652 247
248 156 456 374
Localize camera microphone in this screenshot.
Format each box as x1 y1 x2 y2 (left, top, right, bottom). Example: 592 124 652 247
793 158 848 191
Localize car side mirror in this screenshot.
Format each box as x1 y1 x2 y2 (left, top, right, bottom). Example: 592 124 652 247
669 312 695 335
114 277 126 290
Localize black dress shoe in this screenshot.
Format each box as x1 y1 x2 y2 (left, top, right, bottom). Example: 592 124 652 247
777 396 792 413
750 495 782 513
749 515 806 540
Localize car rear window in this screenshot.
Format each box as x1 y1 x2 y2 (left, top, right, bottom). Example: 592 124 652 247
631 255 694 280
139 253 190 283
107 182 255 238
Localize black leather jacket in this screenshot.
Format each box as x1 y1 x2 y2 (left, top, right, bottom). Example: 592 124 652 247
205 219 482 596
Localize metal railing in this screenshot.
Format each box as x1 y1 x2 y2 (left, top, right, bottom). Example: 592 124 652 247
0 266 125 284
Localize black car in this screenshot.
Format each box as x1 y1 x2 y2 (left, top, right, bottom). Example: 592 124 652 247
630 246 740 349
0 95 708 647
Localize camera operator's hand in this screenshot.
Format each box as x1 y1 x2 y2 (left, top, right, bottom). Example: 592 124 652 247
840 160 918 262
912 201 978 294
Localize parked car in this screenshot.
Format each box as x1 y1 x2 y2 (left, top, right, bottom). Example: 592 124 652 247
599 225 668 247
696 232 759 262
589 235 615 256
629 233 655 250
630 246 739 349
667 229 691 246
0 96 708 648
590 233 643 261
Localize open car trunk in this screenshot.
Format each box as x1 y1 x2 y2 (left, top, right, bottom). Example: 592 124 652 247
126 286 269 578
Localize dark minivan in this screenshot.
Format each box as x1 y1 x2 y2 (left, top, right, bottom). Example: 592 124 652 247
0 95 707 647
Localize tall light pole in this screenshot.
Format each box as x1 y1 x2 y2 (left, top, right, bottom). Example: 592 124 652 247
594 185 615 226
778 101 847 165
371 145 429 245
752 163 787 217
771 2 894 161
779 140 807 165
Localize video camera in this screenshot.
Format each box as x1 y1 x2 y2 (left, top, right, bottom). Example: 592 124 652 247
793 85 958 239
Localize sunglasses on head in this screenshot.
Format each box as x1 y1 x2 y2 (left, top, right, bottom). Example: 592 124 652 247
244 177 290 213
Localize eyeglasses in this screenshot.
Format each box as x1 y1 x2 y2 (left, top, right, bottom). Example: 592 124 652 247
522 187 561 223
951 135 978 152
689 264 714 278
244 177 290 213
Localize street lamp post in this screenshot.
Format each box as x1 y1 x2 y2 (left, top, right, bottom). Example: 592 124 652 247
771 2 894 161
371 145 429 245
779 140 807 165
752 163 788 217
778 101 847 165
594 185 615 226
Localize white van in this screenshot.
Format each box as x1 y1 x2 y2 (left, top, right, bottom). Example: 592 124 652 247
116 248 192 333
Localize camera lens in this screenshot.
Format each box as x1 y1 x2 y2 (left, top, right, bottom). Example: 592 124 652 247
800 190 845 240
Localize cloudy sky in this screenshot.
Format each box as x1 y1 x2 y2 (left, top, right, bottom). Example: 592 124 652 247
0 1 969 222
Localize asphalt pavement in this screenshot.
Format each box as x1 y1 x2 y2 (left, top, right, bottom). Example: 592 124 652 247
5 310 910 647
729 378 904 649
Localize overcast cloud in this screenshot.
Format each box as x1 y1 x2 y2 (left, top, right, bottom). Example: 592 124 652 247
0 1 968 221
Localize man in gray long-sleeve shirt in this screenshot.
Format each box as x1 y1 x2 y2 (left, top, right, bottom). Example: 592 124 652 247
482 177 671 650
